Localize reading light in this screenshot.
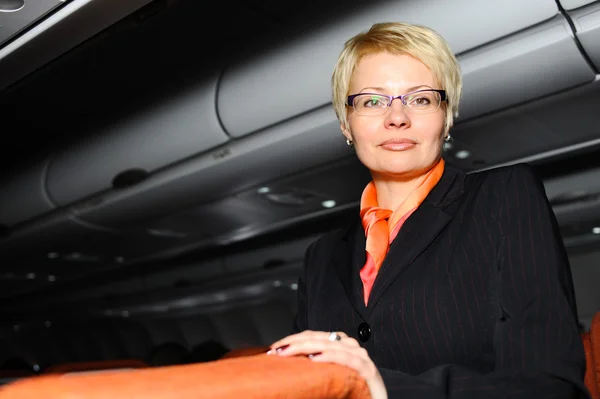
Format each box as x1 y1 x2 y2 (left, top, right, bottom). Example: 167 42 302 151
322 200 337 208
455 150 471 159
0 0 24 12
257 187 270 194
593 227 600 235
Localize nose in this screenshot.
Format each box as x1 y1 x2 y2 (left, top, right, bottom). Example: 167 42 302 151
384 98 411 129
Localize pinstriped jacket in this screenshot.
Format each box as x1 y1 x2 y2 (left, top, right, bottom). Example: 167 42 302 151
293 163 589 399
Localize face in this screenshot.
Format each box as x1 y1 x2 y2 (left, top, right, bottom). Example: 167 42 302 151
342 52 445 180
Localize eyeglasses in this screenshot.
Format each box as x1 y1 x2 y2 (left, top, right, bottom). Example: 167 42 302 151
347 89 447 116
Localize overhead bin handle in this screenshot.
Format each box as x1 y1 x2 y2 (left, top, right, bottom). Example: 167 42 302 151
112 168 150 189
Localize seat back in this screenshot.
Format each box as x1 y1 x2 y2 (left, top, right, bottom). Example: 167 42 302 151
44 359 148 374
221 346 270 359
0 354 370 399
583 312 600 399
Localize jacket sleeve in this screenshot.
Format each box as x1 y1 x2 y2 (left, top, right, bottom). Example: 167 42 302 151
379 163 589 399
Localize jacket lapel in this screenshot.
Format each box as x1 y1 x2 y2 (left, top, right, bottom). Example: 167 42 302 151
366 165 466 312
332 219 369 319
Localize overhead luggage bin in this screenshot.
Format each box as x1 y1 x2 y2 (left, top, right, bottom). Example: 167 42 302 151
217 0 559 138
0 0 63 47
456 15 596 122
559 0 598 10
45 72 230 207
0 0 153 90
449 80 600 170
70 105 350 229
569 1 600 70
0 158 54 228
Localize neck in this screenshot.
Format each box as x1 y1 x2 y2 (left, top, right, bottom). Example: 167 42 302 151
371 174 427 211
371 159 441 210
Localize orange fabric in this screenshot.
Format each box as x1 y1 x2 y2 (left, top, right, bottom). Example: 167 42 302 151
44 359 147 374
221 346 270 359
0 354 371 399
582 312 600 399
583 332 599 399
359 158 445 304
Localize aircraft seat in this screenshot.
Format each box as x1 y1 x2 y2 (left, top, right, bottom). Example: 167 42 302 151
44 359 148 374
584 311 600 399
0 353 370 399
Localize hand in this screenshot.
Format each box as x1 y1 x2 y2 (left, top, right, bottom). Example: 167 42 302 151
268 330 388 399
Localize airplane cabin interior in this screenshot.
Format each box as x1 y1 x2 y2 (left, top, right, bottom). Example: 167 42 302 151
0 0 599 396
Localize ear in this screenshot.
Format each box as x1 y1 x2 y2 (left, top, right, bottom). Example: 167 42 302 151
340 123 353 142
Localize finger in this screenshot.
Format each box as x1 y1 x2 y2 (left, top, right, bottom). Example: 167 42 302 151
309 349 372 379
274 336 365 359
270 330 345 351
269 330 319 351
273 338 335 357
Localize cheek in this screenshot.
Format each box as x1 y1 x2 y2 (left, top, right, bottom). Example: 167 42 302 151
415 115 445 141
348 117 379 143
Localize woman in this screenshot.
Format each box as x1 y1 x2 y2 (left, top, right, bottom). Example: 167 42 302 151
268 22 589 399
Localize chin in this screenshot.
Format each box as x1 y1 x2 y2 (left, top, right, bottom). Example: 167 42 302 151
370 158 436 179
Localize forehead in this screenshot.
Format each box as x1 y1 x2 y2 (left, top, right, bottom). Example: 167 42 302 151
350 52 436 92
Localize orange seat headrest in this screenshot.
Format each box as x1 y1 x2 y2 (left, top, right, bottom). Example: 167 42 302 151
44 359 148 374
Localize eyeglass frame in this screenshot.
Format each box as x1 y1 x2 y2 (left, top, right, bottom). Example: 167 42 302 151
346 89 448 114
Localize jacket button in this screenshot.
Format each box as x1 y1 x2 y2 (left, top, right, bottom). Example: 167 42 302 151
357 322 371 342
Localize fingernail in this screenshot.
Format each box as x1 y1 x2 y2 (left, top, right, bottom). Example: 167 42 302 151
275 345 289 353
267 344 289 355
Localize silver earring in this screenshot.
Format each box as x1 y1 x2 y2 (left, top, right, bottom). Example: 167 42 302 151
346 138 353 146
444 134 451 142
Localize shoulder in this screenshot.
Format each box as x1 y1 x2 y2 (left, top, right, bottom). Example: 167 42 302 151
304 227 346 257
302 219 360 264
308 223 356 251
466 162 545 196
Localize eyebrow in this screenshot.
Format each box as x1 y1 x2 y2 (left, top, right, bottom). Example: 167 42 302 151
359 85 433 94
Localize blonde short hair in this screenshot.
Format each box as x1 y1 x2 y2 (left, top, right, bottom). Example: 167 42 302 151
332 22 462 136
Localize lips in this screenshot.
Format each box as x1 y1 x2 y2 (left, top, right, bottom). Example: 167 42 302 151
379 138 417 151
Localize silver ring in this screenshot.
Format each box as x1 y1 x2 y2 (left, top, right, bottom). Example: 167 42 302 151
328 332 341 342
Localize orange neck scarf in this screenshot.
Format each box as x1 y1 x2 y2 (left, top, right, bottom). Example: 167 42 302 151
359 158 445 305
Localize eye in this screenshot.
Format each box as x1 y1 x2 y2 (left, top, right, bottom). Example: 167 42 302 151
406 93 433 107
361 95 387 108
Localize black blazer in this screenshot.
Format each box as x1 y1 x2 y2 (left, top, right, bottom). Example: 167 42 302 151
293 163 589 399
